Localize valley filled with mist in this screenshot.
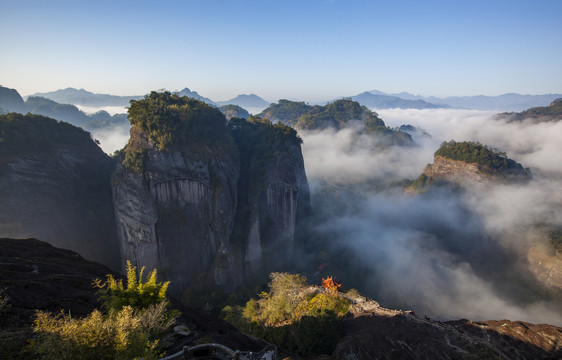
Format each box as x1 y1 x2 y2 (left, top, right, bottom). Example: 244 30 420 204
59 90 562 325
299 107 562 325
2 86 562 360
3 1 562 357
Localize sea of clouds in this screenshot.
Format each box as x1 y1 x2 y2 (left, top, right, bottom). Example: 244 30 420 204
90 105 562 324
300 108 562 325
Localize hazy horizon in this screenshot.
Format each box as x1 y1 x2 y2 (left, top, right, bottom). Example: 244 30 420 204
15 86 562 105
1 0 561 102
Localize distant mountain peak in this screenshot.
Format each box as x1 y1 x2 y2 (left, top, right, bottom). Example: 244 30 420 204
175 87 215 105
367 89 387 95
217 93 269 109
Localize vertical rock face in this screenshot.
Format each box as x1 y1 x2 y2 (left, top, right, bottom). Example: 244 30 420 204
112 93 310 295
112 170 159 274
0 113 120 270
112 131 240 294
244 142 310 274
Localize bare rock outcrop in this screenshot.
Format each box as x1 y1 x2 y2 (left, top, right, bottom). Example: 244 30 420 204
423 155 491 184
527 246 562 290
410 141 531 191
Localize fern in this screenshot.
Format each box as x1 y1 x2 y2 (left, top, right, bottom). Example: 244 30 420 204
94 261 170 312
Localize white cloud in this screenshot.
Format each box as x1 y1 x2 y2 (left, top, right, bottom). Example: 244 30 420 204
91 124 130 154
75 105 128 116
301 109 562 325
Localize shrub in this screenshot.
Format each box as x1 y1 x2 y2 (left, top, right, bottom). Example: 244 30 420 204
251 272 308 326
296 293 351 318
225 272 351 357
122 148 147 173
31 303 175 360
31 264 177 360
94 260 170 312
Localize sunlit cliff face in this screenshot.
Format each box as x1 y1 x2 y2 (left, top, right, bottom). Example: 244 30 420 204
299 108 562 325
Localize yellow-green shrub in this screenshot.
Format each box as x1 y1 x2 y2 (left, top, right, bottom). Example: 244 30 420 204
223 272 352 357
95 260 170 311
295 293 350 319
31 302 176 360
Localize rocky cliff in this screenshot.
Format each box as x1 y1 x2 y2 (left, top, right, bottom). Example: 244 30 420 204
327 292 562 359
112 93 310 295
229 117 310 276
113 126 241 294
0 113 120 270
423 155 496 184
410 141 531 190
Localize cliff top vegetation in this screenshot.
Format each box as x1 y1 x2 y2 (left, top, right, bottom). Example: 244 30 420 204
258 98 385 130
434 140 526 173
257 99 313 124
122 92 304 174
0 112 99 162
258 98 412 146
128 91 229 151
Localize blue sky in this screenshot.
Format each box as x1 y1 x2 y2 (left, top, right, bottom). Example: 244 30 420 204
1 0 561 102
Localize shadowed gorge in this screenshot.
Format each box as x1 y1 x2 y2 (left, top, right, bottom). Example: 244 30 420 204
0 113 120 270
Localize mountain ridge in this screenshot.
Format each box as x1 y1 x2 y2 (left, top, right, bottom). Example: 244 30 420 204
29 87 143 107
495 98 562 123
21 86 562 112
369 89 562 111
350 91 448 109
216 93 269 109
0 86 128 131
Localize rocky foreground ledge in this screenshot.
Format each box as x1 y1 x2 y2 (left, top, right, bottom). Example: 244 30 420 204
335 301 562 359
1 238 561 359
